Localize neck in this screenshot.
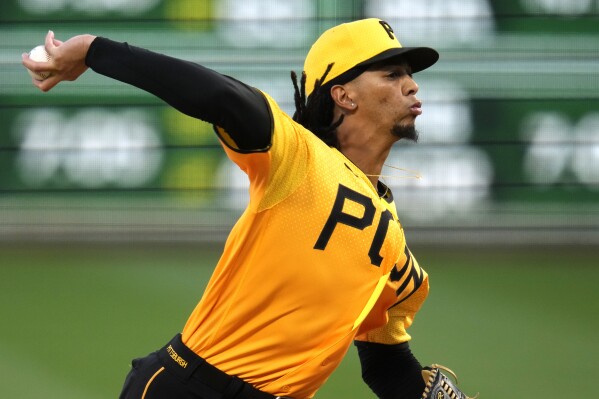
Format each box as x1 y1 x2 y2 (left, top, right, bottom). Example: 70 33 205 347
334 110 398 187
338 134 394 187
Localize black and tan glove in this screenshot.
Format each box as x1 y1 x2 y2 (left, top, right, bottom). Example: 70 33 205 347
421 364 478 399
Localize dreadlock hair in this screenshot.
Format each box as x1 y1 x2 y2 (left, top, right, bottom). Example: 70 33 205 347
291 63 369 148
291 63 341 148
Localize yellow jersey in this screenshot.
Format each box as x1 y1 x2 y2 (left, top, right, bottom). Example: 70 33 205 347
182 92 429 399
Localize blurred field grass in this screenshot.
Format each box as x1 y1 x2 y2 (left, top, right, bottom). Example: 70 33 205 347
0 243 597 398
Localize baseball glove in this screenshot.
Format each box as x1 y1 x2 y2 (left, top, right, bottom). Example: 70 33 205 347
421 364 478 399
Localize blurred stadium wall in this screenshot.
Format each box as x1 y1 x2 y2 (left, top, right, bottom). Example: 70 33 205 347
1 0 598 246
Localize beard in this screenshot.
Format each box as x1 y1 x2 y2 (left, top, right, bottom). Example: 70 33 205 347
391 123 419 142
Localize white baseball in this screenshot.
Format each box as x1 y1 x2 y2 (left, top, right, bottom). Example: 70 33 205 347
27 45 52 81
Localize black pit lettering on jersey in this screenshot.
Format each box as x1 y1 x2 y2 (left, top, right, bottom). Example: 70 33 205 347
368 209 393 266
389 247 425 306
314 184 393 267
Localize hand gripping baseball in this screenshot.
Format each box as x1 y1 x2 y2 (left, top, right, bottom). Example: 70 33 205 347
22 30 96 92
421 364 478 399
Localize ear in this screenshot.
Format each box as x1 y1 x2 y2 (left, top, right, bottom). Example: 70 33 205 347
330 84 356 112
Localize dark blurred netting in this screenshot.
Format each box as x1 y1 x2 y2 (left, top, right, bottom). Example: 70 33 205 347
1 0 598 245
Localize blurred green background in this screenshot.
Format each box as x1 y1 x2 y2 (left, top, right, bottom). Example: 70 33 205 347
0 0 598 398
1 244 597 398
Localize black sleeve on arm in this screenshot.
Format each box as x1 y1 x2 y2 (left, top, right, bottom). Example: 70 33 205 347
354 341 425 399
85 37 272 151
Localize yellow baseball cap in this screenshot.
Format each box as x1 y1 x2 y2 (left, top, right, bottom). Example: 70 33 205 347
303 18 439 96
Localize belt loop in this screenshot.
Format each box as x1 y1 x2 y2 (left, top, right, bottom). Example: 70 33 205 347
222 375 244 399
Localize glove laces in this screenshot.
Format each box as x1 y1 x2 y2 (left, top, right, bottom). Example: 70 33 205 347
423 364 480 399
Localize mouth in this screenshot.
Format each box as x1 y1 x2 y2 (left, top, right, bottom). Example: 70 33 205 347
410 101 422 116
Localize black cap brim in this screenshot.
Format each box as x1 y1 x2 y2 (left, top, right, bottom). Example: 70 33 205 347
356 47 439 74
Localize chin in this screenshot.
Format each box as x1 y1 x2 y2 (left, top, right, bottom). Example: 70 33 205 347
391 124 419 143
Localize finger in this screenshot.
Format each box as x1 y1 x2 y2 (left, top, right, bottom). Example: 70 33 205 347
30 76 44 90
31 71 60 92
21 52 53 72
45 30 58 54
36 75 60 92
53 38 64 46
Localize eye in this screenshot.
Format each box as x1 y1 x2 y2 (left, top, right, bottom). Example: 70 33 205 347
387 69 411 80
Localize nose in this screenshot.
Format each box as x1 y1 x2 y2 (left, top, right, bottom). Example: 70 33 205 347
404 76 419 96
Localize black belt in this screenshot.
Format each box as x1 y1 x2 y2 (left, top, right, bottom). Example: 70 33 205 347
157 334 285 399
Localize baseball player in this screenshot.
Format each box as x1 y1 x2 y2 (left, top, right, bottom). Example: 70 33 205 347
23 18 476 399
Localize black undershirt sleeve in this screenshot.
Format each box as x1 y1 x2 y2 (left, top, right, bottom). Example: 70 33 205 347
354 341 425 399
85 37 272 151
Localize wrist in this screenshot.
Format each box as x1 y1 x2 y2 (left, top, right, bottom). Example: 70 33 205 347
81 34 97 56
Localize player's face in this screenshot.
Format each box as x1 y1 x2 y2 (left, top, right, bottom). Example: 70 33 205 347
352 60 421 142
